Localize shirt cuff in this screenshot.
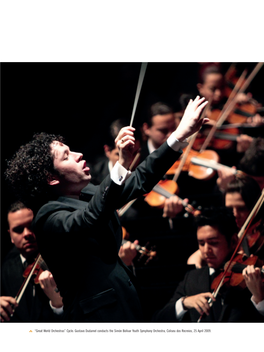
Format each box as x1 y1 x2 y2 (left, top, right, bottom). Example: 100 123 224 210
175 298 188 321
49 301 64 315
167 133 189 151
251 297 264 316
111 161 132 185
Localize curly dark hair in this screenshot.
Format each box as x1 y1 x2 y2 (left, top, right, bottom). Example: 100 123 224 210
5 132 64 211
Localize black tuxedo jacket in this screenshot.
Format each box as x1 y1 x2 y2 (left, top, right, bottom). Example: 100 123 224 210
1 247 60 322
89 156 109 185
153 266 264 322
33 141 182 322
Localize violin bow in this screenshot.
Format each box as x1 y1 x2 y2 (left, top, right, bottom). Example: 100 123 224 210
14 254 42 305
199 69 247 153
198 188 264 322
199 62 264 153
11 254 43 317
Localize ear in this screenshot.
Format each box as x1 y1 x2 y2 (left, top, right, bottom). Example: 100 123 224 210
230 233 238 251
104 145 111 158
197 83 203 93
142 122 150 137
8 229 14 243
48 178 60 186
9 235 14 244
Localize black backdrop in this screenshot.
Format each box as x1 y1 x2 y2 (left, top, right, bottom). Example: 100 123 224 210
1 62 263 260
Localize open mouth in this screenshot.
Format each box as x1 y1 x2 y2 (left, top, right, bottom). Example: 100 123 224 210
82 161 90 173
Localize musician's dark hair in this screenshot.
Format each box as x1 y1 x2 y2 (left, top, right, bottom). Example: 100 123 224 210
105 118 142 151
225 174 261 211
238 137 264 176
198 63 223 84
8 200 28 214
146 102 174 126
5 132 65 212
195 207 238 243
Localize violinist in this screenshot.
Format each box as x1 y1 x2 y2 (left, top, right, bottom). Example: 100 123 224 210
0 201 63 322
215 137 264 193
197 63 263 126
225 175 264 258
195 64 263 166
153 207 264 322
5 96 208 322
188 175 264 266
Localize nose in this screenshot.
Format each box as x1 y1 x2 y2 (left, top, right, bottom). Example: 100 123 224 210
72 152 83 162
23 227 34 238
233 207 238 218
204 243 212 254
214 88 222 98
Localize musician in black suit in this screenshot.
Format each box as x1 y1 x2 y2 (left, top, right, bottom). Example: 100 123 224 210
153 207 264 322
5 97 208 322
0 201 63 322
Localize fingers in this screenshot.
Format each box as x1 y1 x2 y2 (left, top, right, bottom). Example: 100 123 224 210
243 265 261 281
195 293 215 316
185 292 215 316
0 296 18 321
163 196 184 218
39 270 56 290
175 96 209 141
115 127 135 148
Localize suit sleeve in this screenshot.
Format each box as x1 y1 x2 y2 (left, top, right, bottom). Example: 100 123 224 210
34 175 124 234
152 273 189 322
116 141 182 208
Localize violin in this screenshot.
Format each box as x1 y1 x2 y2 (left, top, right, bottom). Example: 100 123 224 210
198 63 264 154
121 227 156 265
224 64 263 124
11 254 57 316
211 253 264 292
193 126 240 151
22 255 48 285
144 181 201 216
165 148 220 181
198 188 264 322
144 179 178 207
207 104 262 125
245 219 264 256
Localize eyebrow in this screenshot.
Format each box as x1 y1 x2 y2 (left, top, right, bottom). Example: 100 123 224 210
54 145 70 160
198 236 219 242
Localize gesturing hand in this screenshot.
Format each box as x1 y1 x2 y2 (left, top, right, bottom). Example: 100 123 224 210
174 96 209 142
115 126 136 169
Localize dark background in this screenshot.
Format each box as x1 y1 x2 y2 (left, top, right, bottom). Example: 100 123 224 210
1 62 264 260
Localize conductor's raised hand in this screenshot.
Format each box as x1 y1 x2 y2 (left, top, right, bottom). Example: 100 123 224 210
174 96 209 142
115 126 136 169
